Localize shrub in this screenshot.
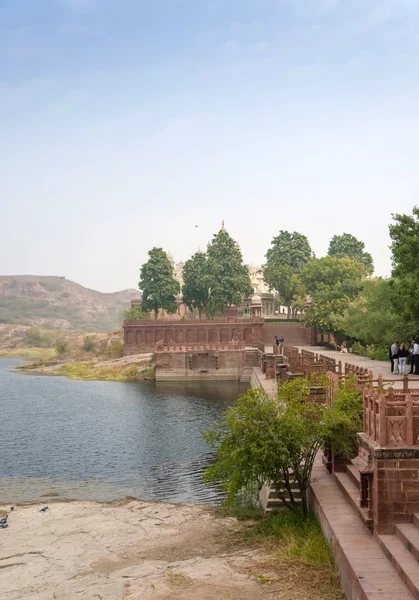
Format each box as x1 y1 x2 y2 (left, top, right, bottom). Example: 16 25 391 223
55 337 69 356
26 327 52 347
204 378 359 517
106 340 124 359
82 336 96 353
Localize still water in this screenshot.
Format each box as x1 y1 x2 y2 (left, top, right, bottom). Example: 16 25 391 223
0 359 245 505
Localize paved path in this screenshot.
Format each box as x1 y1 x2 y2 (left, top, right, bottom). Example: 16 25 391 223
297 345 419 389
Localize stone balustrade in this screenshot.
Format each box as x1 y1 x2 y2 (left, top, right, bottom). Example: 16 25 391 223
156 341 246 353
363 388 419 448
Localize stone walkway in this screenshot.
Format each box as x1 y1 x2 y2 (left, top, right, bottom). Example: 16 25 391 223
310 456 415 599
297 345 419 389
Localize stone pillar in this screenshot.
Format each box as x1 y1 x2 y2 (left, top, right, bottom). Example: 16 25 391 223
265 355 276 379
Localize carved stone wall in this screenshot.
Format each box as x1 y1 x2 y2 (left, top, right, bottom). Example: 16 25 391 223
155 349 245 381
356 387 419 533
123 318 263 355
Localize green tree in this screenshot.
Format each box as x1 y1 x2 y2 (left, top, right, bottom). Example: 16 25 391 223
389 207 419 322
182 251 209 318
139 248 180 319
301 256 365 333
123 305 150 321
328 233 374 275
337 278 414 350
203 379 361 517
205 227 252 315
264 231 312 317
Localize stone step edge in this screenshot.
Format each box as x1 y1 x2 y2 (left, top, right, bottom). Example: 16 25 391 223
333 471 372 529
309 458 415 600
376 533 419 599
396 523 419 562
346 463 361 488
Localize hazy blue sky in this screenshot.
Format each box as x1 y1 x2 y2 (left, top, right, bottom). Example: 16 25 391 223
1 0 418 292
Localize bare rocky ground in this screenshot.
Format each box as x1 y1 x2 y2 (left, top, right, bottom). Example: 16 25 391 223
0 500 303 600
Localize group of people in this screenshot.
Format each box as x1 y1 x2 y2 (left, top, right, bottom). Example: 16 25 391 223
389 340 419 375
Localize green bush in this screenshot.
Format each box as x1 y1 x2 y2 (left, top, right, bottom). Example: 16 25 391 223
55 337 69 356
26 327 53 347
82 336 96 353
106 340 124 359
204 379 358 517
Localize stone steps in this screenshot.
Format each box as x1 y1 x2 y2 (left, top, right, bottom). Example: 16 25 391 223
346 463 361 488
333 471 372 529
310 455 415 600
396 522 419 562
374 516 419 599
376 533 419 599
240 367 254 383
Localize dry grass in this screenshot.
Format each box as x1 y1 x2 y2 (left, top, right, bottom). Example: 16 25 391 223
233 509 344 600
0 347 56 361
165 569 193 587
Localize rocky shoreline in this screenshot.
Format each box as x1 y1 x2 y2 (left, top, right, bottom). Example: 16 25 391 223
0 499 268 600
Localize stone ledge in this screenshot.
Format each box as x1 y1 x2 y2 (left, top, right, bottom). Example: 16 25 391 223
308 455 414 600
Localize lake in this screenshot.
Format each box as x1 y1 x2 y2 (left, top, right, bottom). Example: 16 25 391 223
0 359 246 505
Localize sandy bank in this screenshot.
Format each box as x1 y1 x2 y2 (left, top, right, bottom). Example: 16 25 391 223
0 500 274 600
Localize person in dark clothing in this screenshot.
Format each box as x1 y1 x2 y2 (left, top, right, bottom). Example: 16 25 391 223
410 342 416 374
413 341 419 375
278 335 284 354
274 336 280 354
398 343 409 375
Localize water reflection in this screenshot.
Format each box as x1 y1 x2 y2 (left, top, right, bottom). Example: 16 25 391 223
0 359 246 504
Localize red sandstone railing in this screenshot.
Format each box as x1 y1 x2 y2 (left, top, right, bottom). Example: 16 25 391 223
124 317 264 325
155 339 165 351
283 345 377 381
156 341 246 352
363 386 419 447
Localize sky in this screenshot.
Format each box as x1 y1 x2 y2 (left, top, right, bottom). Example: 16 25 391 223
1 0 419 292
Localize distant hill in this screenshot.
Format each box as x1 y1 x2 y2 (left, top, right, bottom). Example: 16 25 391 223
0 276 137 332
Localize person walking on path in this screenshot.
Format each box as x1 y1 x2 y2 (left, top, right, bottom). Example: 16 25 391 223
410 342 416 374
278 335 284 355
398 343 409 375
413 341 419 375
390 341 399 374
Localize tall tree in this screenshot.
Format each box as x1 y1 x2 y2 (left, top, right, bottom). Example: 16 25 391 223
301 256 365 333
182 251 209 318
205 226 252 315
389 207 419 322
337 278 413 350
263 231 312 316
327 233 374 275
139 248 180 319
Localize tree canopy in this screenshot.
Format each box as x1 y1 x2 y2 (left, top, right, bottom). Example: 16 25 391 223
138 248 180 318
205 227 252 315
123 305 150 321
264 231 312 315
301 256 365 333
389 207 419 322
327 233 374 275
181 251 209 318
336 278 414 358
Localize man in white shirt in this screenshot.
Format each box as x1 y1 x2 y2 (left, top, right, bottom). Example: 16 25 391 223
390 341 399 374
